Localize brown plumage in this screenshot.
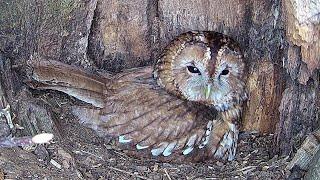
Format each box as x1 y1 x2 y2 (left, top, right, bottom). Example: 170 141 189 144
26 31 247 162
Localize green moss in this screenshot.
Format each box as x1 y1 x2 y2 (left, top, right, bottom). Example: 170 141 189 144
60 0 77 18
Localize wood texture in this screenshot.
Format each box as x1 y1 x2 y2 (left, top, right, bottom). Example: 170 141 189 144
88 0 156 72
0 0 97 67
242 61 284 132
305 144 320 180
274 0 320 155
283 0 320 84
0 54 11 138
157 0 248 46
286 129 320 170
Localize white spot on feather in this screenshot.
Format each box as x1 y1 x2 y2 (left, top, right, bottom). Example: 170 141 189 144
199 121 213 149
151 142 168 156
186 134 197 147
182 134 197 155
207 120 213 130
136 144 149 150
119 135 132 143
163 141 177 157
228 122 236 131
199 135 209 149
182 146 194 155
205 130 210 136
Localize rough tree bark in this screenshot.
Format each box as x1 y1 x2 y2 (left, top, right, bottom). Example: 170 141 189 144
274 0 320 156
0 0 319 175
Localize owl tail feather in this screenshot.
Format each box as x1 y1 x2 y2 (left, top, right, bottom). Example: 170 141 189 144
26 60 107 108
204 118 239 161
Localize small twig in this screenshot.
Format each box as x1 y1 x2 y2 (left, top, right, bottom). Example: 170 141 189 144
0 133 54 148
112 150 130 160
236 165 257 175
50 159 62 169
164 168 172 180
107 166 150 180
112 149 155 163
0 104 14 129
78 150 103 160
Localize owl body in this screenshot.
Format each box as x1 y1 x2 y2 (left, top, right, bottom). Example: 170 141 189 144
27 31 247 162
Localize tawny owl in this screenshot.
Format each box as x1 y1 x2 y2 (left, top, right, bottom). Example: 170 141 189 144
27 31 247 162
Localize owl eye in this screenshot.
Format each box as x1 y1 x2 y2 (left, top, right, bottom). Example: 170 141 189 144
221 69 229 75
187 66 201 75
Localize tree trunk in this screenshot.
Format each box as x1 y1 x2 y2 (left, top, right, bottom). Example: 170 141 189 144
275 0 320 155
0 0 319 174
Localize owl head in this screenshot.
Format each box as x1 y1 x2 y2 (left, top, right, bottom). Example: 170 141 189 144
153 31 247 111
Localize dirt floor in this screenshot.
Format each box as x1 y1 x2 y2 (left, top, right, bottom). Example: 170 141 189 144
0 91 290 180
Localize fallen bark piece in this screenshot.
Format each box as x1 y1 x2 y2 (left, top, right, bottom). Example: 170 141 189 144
305 147 320 180
286 129 320 171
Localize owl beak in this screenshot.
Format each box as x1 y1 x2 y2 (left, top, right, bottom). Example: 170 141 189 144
205 84 212 99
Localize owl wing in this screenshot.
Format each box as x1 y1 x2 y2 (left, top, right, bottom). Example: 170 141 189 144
27 60 236 160
72 71 218 157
